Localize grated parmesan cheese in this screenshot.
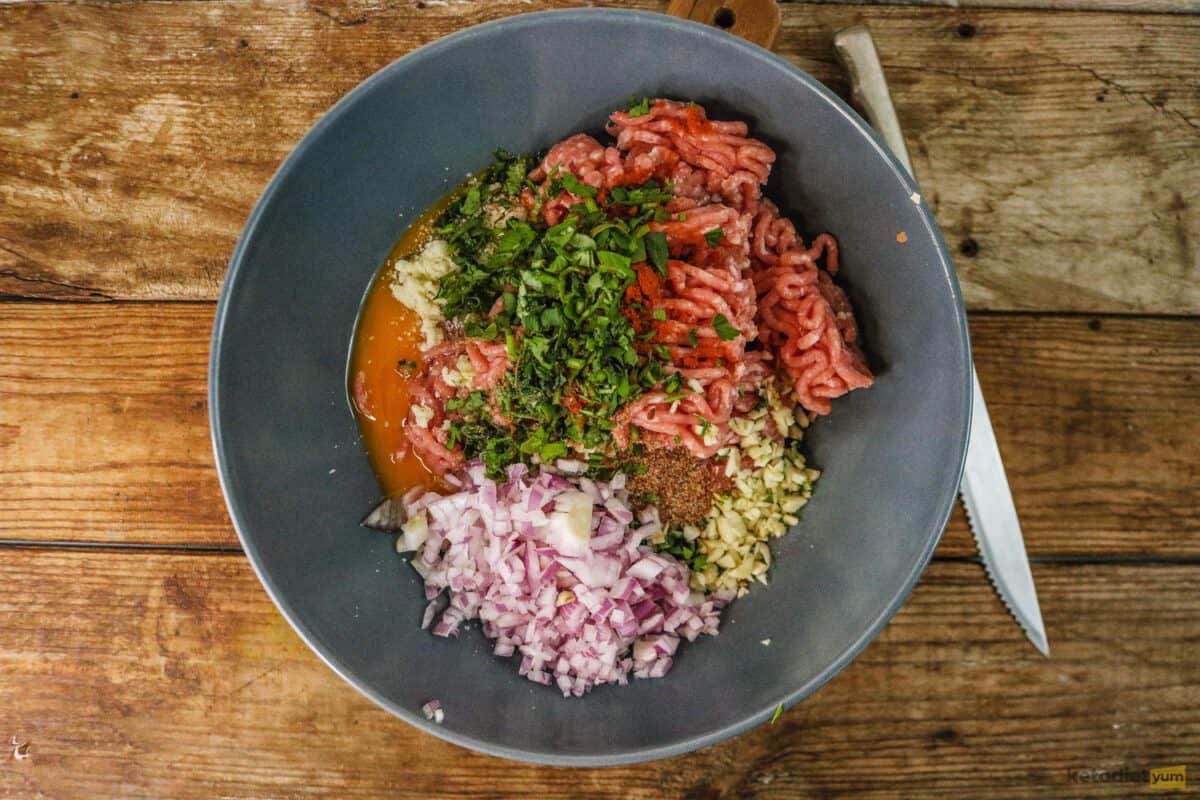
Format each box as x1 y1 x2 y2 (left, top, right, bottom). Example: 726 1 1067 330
388 239 455 349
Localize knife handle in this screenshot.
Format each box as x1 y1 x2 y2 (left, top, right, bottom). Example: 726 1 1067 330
832 26 914 179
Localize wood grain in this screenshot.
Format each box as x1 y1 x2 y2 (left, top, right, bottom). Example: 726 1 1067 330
1 304 1196 555
2 0 1196 15
795 0 1200 13
0 304 231 545
0 550 1195 798
0 1 1196 311
667 0 781 49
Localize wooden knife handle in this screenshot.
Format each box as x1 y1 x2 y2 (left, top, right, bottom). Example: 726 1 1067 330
832 25 915 178
666 0 780 50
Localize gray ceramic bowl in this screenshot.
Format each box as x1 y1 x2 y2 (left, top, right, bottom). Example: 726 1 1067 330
210 9 971 765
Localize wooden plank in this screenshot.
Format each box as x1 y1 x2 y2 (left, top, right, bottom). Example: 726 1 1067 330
793 0 1200 14
0 1 1196 310
2 0 1196 15
0 304 231 545
0 550 1196 797
2 304 1197 555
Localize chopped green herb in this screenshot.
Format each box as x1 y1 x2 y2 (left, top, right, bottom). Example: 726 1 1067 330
609 181 672 207
688 328 698 348
712 313 740 341
627 96 652 117
461 185 482 216
654 529 712 572
644 231 669 275
556 172 597 199
704 227 724 247
771 704 784 725
597 250 632 273
395 359 418 376
430 152 683 474
651 308 667 322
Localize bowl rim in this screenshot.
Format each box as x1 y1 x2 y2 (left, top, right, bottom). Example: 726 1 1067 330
209 6 973 767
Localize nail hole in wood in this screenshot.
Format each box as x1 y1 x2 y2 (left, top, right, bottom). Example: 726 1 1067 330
714 7 735 30
959 237 979 257
956 22 976 39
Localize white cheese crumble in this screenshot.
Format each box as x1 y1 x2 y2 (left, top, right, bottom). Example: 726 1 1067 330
388 238 455 349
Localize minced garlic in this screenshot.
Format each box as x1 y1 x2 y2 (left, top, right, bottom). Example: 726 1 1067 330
410 404 435 429
388 239 455 349
654 380 819 596
441 355 476 390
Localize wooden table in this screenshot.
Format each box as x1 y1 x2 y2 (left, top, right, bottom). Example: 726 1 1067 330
1 0 1197 796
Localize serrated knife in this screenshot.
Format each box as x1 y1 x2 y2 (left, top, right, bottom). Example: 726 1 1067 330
834 25 1049 656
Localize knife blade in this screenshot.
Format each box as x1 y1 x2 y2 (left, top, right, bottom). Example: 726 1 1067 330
833 25 1049 656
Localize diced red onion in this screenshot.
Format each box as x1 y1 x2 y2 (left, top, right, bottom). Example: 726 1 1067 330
421 699 444 724
397 461 725 696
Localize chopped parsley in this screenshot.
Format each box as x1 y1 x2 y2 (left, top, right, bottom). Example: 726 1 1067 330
644 231 669 275
712 313 740 341
658 529 709 573
609 181 673 207
432 152 682 477
704 227 724 247
627 96 653 117
434 151 538 315
550 171 597 200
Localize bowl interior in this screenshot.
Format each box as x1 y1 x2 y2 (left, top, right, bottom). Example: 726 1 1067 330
210 9 970 765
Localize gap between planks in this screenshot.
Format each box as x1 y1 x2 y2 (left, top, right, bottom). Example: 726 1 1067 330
3 298 1198 322
2 539 1200 567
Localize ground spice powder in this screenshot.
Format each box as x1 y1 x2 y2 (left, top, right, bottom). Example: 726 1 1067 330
627 447 731 525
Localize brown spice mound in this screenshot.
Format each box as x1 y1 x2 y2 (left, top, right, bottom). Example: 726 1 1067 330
627 447 732 525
